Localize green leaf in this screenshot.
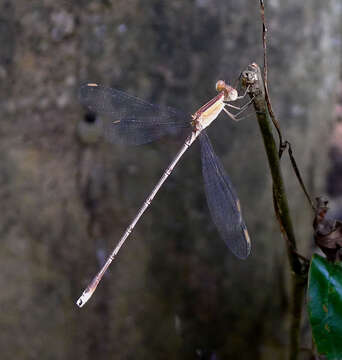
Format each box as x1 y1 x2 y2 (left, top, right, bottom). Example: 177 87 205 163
308 254 342 359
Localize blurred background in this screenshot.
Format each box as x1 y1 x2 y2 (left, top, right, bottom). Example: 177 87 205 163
0 0 341 359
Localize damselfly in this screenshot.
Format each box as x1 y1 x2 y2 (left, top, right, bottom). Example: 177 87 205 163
77 80 251 307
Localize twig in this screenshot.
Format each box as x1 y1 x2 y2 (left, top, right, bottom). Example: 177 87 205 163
259 0 284 156
290 275 307 360
259 0 316 213
241 63 303 275
241 62 307 360
285 141 316 211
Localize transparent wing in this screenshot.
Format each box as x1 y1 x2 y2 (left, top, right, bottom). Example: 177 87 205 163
199 132 251 259
79 84 191 145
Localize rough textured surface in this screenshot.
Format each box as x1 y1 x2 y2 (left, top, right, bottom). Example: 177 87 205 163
0 0 341 359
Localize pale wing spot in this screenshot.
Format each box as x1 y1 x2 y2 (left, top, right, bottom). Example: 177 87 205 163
236 199 241 213
243 227 251 246
87 83 99 87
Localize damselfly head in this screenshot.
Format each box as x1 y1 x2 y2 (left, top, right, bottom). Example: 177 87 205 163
215 80 238 102
216 80 227 93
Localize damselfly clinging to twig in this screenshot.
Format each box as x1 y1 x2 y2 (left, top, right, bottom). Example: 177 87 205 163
77 80 252 307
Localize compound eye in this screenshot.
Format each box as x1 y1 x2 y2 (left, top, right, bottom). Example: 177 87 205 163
216 80 226 92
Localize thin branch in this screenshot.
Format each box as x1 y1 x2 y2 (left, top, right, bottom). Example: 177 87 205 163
241 63 308 360
289 275 307 360
241 63 304 274
259 0 316 212
286 141 316 212
259 0 284 156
